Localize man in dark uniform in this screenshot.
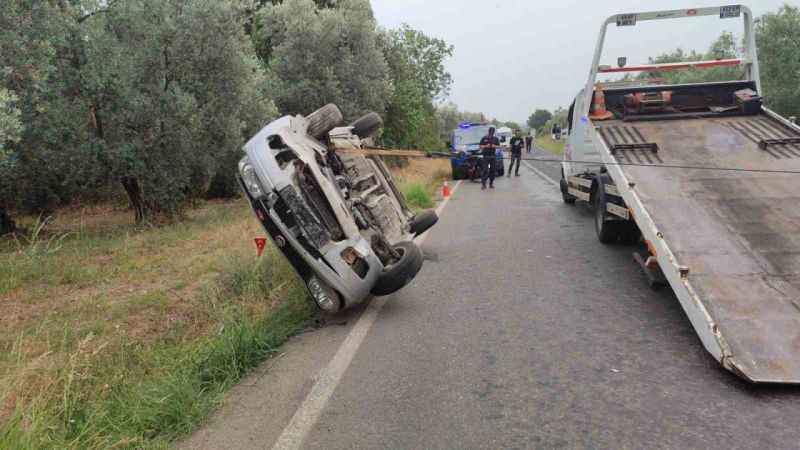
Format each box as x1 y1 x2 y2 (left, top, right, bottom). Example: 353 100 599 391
508 129 524 177
479 127 500 190
525 134 533 153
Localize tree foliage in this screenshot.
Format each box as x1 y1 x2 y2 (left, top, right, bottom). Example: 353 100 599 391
756 5 800 118
0 88 21 156
0 0 275 223
253 0 392 121
380 24 453 149
527 109 553 131
643 32 744 85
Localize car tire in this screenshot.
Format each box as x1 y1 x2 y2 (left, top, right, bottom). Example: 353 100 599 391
306 104 344 140
409 210 438 237
371 241 424 296
594 178 621 244
451 163 465 180
350 112 383 139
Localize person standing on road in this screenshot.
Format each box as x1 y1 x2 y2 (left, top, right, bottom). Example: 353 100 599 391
525 134 533 154
508 130 524 177
479 127 500 190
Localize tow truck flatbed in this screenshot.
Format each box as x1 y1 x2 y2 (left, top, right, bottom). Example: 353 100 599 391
598 113 800 383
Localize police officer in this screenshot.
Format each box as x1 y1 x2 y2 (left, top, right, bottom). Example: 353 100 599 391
508 129 524 177
479 127 500 190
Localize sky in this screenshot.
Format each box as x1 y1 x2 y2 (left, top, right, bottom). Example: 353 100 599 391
370 0 795 124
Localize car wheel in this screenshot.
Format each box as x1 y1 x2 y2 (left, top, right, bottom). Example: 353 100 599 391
409 210 438 237
371 241 424 296
594 178 621 244
451 164 465 180
306 104 343 140
350 112 383 139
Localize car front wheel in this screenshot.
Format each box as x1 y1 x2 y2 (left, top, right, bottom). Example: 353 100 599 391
371 241 424 296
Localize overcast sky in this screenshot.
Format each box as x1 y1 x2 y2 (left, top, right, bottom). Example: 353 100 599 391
371 0 796 123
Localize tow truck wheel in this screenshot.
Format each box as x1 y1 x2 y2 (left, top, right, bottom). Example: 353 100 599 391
371 241 424 296
560 170 576 204
594 180 620 244
620 221 641 245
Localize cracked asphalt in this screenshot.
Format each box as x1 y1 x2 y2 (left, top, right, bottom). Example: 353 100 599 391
184 154 800 450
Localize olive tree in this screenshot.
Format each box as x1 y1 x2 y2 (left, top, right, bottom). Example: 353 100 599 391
253 0 392 120
757 5 800 118
80 0 276 220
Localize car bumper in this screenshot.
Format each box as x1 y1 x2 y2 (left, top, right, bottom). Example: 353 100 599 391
240 178 382 311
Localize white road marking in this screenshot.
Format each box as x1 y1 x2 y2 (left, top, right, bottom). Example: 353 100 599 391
271 180 463 450
522 154 560 187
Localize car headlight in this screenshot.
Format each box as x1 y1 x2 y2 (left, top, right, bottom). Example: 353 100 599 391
307 277 339 312
238 157 264 198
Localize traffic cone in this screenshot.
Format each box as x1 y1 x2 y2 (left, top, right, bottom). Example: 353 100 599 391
589 85 614 121
442 181 451 198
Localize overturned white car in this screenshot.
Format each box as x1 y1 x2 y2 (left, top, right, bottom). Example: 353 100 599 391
238 104 438 312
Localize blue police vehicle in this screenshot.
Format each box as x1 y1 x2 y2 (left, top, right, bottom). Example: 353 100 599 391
449 123 505 180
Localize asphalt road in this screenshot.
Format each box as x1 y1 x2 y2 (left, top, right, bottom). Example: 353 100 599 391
184 158 800 450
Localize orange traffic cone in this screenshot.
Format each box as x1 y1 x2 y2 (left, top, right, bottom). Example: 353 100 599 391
589 86 614 121
442 181 451 198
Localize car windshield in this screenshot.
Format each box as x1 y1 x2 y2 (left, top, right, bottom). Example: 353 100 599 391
453 126 490 146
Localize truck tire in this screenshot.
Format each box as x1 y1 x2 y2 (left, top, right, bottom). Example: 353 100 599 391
594 179 620 244
371 241 424 296
620 220 641 245
306 104 343 140
561 170 576 204
350 112 383 139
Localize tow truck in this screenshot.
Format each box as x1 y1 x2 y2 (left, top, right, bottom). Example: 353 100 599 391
561 5 800 383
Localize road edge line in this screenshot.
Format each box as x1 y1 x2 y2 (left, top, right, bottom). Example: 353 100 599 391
271 180 462 450
522 158 560 187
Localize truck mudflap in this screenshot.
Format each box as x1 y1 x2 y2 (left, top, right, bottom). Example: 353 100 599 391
596 113 800 384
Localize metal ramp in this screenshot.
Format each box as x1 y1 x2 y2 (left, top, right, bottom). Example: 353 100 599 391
599 114 800 383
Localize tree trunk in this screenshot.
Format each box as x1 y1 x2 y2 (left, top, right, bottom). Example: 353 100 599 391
0 207 16 236
121 176 147 223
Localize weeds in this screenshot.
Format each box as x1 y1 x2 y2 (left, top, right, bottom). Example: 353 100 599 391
13 216 71 259
403 182 434 210
0 201 317 449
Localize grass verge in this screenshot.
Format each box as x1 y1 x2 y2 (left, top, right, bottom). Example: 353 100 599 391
536 135 566 155
0 200 317 449
393 158 451 212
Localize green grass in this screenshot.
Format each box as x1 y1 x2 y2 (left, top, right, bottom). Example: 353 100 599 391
402 182 435 211
536 135 566 155
0 201 318 449
1 254 316 449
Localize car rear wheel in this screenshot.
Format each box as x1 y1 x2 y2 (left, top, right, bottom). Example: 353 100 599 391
306 104 344 140
371 241 424 296
350 112 383 139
